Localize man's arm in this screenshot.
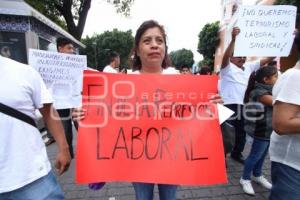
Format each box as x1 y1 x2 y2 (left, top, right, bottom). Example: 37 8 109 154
221 27 240 69
39 104 71 175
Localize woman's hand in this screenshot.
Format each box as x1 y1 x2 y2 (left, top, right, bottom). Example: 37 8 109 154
209 94 223 104
72 107 86 121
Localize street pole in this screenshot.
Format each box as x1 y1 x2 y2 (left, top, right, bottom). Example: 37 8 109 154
93 42 98 69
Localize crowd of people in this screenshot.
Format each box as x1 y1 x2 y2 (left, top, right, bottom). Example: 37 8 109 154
1 17 300 200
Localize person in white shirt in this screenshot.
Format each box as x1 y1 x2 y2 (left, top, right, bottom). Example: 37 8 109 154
0 56 71 199
269 32 300 200
103 51 120 73
220 27 274 164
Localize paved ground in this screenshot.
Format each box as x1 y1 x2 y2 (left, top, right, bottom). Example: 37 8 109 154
47 132 271 200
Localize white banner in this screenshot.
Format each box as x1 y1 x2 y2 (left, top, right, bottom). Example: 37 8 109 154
29 49 87 109
234 5 297 57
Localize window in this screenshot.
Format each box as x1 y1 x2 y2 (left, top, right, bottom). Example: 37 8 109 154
0 32 27 64
39 37 56 51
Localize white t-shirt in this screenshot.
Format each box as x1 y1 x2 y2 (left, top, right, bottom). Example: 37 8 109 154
220 60 260 105
269 67 300 171
0 56 53 193
130 67 180 75
103 65 118 73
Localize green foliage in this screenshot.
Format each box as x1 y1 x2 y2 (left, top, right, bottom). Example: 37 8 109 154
25 0 134 40
197 21 220 59
197 21 220 70
81 29 134 70
169 48 194 69
107 0 134 17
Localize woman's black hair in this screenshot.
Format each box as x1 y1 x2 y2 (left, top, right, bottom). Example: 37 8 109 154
244 65 277 103
129 20 169 71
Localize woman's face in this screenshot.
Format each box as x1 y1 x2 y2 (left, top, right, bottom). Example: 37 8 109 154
136 27 166 68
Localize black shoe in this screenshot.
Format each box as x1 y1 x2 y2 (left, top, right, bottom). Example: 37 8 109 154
230 153 245 164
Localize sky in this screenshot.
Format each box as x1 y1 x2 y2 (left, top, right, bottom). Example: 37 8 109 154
83 0 256 63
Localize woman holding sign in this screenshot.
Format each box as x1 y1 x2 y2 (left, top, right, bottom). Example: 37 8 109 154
128 20 179 200
125 20 223 200
73 20 222 200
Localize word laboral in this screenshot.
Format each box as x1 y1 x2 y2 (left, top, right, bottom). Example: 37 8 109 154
95 126 209 161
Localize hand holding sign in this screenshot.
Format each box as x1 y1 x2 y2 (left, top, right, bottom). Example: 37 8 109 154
232 27 240 41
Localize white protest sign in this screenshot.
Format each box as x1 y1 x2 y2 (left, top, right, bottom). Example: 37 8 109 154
29 49 87 109
234 5 297 57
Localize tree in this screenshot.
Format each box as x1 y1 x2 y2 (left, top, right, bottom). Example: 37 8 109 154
25 0 134 40
81 29 134 71
197 21 220 71
169 48 194 69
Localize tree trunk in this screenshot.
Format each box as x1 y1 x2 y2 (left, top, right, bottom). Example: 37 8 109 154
59 0 91 40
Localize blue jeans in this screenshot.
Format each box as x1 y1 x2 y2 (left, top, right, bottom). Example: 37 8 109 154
132 182 177 200
0 171 64 200
269 162 300 200
242 138 269 180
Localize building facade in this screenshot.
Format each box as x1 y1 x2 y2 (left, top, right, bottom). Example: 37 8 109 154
0 0 85 64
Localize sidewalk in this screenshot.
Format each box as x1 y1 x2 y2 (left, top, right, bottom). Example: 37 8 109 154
48 134 271 200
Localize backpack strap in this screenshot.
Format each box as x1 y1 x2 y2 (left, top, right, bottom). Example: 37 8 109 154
0 102 37 128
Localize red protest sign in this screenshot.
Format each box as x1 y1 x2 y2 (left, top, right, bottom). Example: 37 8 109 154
76 70 227 185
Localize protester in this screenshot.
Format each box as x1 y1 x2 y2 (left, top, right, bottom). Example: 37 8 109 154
199 65 212 75
129 21 182 199
103 51 120 73
73 20 222 200
45 38 76 159
0 55 71 199
268 31 300 200
239 66 278 195
220 27 274 164
180 66 192 74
